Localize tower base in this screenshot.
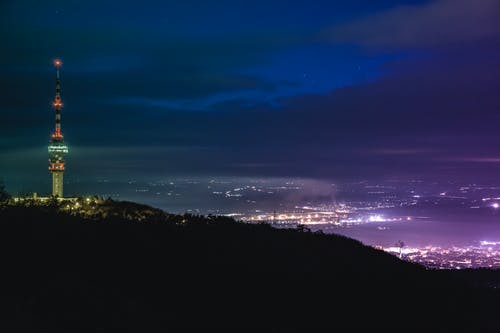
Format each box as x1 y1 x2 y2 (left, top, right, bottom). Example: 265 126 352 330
52 172 64 197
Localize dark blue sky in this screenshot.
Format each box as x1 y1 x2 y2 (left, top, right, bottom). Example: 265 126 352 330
1 0 500 192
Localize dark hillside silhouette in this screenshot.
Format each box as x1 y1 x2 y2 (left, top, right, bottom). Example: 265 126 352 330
0 202 498 332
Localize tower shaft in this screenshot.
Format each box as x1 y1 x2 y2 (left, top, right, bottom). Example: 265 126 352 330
48 59 68 197
52 172 63 198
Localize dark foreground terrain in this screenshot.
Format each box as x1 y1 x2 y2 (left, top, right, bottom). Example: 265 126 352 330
0 201 499 332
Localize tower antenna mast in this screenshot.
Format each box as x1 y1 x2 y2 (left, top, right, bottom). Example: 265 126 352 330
48 59 69 197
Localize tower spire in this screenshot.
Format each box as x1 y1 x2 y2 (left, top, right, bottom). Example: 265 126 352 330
48 58 68 197
53 59 63 137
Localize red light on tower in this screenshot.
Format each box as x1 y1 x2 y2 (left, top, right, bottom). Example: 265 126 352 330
54 59 62 68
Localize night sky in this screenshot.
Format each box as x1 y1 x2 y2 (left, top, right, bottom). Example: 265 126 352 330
1 0 500 192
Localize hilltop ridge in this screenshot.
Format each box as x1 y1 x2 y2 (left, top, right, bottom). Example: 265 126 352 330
0 200 498 331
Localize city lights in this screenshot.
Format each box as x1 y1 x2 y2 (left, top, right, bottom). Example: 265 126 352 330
382 242 500 269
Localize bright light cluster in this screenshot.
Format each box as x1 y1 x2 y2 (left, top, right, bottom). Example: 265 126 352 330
48 145 69 154
382 242 500 269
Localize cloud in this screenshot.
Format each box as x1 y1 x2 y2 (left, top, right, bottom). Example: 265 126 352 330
366 148 439 156
0 24 300 119
325 0 500 49
2 0 500 182
441 157 500 164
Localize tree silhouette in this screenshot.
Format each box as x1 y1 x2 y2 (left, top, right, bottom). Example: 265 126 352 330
0 180 10 203
296 223 311 233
